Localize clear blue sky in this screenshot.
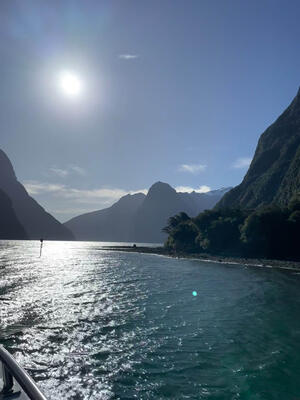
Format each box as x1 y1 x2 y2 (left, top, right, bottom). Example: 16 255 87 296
1 0 300 221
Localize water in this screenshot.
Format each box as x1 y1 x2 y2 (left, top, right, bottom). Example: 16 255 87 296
1 241 300 400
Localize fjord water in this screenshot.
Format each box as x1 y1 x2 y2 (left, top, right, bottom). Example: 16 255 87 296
1 241 300 400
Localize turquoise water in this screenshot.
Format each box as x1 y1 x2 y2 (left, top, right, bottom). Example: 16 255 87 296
0 240 300 399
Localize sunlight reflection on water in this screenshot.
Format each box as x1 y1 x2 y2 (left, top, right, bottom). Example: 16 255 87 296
1 241 300 399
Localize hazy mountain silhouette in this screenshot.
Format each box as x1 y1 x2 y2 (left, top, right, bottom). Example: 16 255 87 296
0 149 74 240
217 88 300 209
65 181 230 243
0 188 27 239
133 182 185 243
65 193 146 241
133 182 230 242
178 187 231 216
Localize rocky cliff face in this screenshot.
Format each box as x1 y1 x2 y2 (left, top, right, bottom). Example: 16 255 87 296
217 88 300 209
0 149 74 240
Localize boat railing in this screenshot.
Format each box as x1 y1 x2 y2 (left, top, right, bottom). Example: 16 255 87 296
0 345 47 400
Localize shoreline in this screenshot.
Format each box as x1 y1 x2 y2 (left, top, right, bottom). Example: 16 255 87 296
101 246 300 272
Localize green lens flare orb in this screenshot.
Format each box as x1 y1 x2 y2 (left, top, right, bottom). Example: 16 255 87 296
192 291 197 296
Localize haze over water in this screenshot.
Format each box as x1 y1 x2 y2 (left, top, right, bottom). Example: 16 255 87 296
1 241 300 399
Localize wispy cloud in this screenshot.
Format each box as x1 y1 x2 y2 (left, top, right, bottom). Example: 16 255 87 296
24 182 66 195
24 181 147 205
176 185 211 193
50 168 69 178
69 165 86 176
178 164 207 174
23 181 147 221
232 157 252 169
130 189 148 195
49 165 86 178
119 54 139 60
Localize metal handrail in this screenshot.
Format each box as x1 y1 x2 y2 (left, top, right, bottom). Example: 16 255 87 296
0 346 48 400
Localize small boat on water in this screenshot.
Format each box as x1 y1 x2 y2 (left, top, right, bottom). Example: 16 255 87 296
0 346 47 400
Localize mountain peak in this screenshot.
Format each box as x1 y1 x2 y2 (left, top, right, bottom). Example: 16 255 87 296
0 149 16 181
147 181 176 197
0 148 73 240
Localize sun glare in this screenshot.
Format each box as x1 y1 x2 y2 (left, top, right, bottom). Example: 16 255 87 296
58 71 82 98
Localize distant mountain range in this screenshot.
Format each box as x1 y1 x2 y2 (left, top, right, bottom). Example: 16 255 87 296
217 88 300 209
0 149 74 240
65 182 231 243
0 148 230 242
64 192 146 242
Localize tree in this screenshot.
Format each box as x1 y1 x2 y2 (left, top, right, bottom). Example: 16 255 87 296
288 192 300 212
169 220 199 252
195 211 245 255
163 204 300 261
162 212 190 235
287 210 300 260
240 206 289 258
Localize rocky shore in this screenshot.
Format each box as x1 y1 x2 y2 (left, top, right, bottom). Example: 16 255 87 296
101 245 300 271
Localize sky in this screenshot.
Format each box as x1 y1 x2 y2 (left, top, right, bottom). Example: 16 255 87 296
1 0 300 221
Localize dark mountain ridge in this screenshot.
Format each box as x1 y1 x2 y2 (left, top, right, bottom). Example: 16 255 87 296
0 149 74 240
0 188 27 239
217 88 300 209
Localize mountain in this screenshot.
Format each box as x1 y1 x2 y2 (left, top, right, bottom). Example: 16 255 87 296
0 189 27 239
0 149 74 240
133 182 186 243
65 182 230 243
65 193 146 241
217 88 300 209
178 187 230 215
133 182 229 242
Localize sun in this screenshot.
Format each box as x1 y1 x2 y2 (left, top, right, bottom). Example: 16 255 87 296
58 71 82 98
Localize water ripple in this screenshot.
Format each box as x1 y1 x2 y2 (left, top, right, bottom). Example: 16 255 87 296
1 241 300 399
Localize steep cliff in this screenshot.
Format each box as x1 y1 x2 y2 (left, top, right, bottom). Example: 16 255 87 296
0 188 27 239
0 149 74 240
217 88 300 209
